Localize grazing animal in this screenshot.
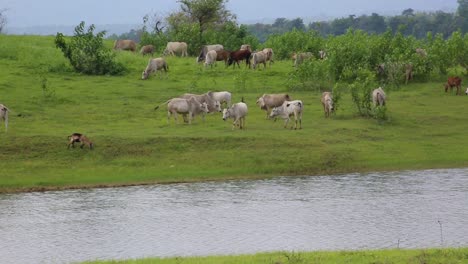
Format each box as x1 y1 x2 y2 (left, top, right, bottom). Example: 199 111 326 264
204 50 218 68
321 92 334 118
319 50 327 60
67 133 93 149
262 48 274 65
212 91 232 107
228 49 251 68
269 100 303 130
139 45 155 56
372 87 386 107
197 44 224 63
405 64 413 84
445 76 462 95
294 52 313 67
163 42 188 57
256 93 292 118
222 102 248 130
216 50 231 66
252 51 268 70
142 58 168 80
165 97 209 124
0 104 9 132
240 44 252 52
113 40 137 52
180 92 221 113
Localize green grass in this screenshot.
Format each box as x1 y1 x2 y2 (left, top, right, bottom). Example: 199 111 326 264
1 35 468 193
83 248 468 263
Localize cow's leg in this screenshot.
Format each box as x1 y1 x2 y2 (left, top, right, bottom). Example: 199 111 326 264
284 118 289 128
188 112 192 124
299 113 302 129
167 111 171 124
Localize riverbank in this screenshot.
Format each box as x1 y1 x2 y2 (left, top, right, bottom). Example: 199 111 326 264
1 35 468 194
83 248 468 263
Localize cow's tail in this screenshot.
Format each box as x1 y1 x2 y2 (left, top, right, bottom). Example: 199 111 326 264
241 96 244 103
377 93 385 106
154 99 171 111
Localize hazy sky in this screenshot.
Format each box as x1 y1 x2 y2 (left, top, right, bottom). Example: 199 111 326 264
2 0 458 28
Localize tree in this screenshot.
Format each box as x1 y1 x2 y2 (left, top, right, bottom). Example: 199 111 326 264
290 18 305 31
0 8 7 33
402 8 415 17
177 0 235 42
457 0 468 31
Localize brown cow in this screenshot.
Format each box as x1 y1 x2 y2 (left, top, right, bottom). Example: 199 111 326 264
445 76 462 95
228 49 251 68
114 40 137 52
67 133 93 149
216 50 231 66
140 45 155 56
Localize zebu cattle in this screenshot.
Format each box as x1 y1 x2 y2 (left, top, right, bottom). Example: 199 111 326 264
321 92 334 118
114 40 137 52
142 58 168 80
216 50 231 66
0 104 9 132
166 97 209 124
319 50 327 60
228 49 251 68
140 45 155 56
180 92 222 113
405 64 413 84
372 87 386 107
222 102 248 130
197 44 224 63
240 44 252 52
212 91 232 107
445 76 462 95
262 48 274 65
252 51 268 70
256 93 291 118
67 133 93 149
269 100 303 130
204 50 218 68
294 52 313 67
163 42 188 57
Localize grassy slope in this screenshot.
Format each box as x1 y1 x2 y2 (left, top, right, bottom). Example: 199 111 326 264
83 248 468 264
1 35 468 193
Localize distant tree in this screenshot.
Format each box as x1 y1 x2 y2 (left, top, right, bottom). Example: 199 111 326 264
402 8 415 16
177 0 235 42
273 18 288 28
290 18 305 31
0 8 7 33
457 0 468 31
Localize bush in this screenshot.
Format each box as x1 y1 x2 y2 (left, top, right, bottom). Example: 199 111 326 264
287 58 333 91
350 68 377 117
55 21 126 75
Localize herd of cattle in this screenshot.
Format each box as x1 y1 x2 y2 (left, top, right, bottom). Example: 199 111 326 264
0 40 465 149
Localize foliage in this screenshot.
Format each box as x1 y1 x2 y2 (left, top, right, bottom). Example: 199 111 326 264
287 58 333 92
263 29 324 60
349 68 377 117
55 22 125 75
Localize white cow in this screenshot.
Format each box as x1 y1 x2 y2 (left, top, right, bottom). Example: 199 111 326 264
252 51 268 70
240 44 252 52
269 100 303 130
166 97 209 124
372 87 386 107
197 44 224 63
204 50 217 68
222 102 248 130
212 91 232 107
163 42 188 57
321 92 334 118
180 92 221 113
262 48 274 65
0 104 9 132
142 58 168 80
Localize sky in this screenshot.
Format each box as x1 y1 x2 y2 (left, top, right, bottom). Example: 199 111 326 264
2 0 459 28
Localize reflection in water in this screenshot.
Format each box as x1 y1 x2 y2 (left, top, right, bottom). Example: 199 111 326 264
1 168 467 264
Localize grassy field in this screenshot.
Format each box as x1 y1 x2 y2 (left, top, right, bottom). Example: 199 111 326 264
83 248 468 264
1 35 468 193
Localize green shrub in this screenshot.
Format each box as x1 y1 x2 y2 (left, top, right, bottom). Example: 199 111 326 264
350 68 376 117
287 58 333 91
55 21 126 75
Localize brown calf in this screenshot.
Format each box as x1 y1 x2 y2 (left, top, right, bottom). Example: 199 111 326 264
445 76 462 95
67 133 94 149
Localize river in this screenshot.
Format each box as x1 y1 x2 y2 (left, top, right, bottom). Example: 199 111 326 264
1 168 467 263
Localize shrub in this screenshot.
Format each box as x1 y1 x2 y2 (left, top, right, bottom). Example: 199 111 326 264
55 21 126 75
350 68 376 117
287 58 333 92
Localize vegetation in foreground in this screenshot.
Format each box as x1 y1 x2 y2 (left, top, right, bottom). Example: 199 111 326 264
83 248 468 264
0 35 468 193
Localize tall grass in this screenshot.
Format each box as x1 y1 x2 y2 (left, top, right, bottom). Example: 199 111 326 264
0 35 468 193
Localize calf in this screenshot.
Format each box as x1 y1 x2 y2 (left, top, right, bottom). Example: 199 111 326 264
0 104 9 132
222 102 248 130
252 51 267 70
140 45 155 56
372 87 386 107
269 100 303 130
321 92 334 118
67 133 93 149
256 93 291 118
445 76 462 95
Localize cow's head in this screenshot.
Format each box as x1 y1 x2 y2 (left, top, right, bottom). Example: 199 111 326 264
214 100 222 112
326 97 334 112
256 97 265 108
141 70 149 80
201 102 209 113
222 108 231 121
269 107 281 118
